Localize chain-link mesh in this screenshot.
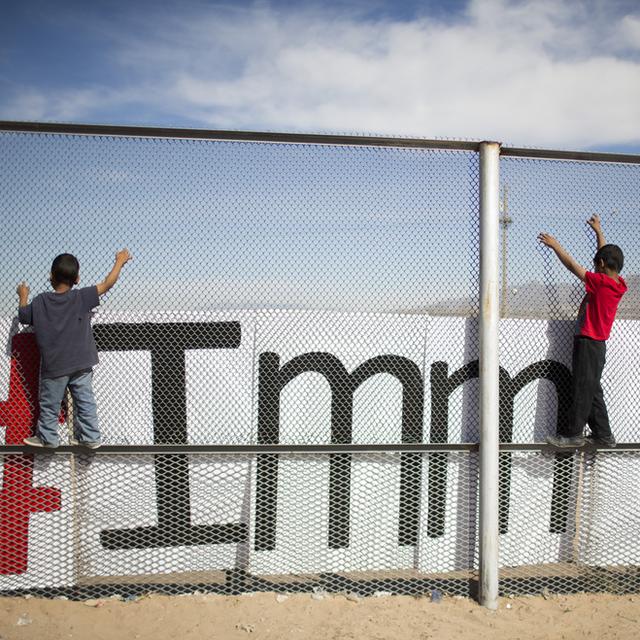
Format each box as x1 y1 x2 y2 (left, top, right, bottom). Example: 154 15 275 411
500 450 640 596
497 157 640 595
500 157 640 443
0 127 638 601
0 452 479 598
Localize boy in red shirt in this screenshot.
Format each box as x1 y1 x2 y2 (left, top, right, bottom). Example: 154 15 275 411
538 215 626 448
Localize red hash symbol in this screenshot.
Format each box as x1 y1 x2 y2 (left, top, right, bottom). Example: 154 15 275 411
0 334 62 575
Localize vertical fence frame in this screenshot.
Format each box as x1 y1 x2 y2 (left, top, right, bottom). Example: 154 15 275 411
478 141 501 609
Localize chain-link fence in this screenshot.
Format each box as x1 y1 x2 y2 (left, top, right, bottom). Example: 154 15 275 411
0 123 638 603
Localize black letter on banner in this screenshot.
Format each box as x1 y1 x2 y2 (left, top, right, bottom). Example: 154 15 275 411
94 322 246 549
255 352 423 551
429 359 572 538
428 360 478 538
498 360 572 534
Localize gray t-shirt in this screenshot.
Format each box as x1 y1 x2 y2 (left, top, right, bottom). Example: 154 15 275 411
18 286 100 378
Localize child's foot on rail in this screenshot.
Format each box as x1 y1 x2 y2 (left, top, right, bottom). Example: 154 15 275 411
23 436 58 449
69 437 102 449
586 435 617 448
546 435 586 448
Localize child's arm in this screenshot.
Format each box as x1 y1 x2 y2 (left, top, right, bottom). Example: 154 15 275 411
96 249 133 296
587 214 606 250
17 281 32 324
538 233 586 281
16 282 30 307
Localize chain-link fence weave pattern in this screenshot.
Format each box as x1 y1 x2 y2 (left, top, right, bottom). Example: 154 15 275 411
0 125 639 601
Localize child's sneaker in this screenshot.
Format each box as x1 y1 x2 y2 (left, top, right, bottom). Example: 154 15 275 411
24 436 58 449
586 435 617 448
546 435 586 448
69 437 101 450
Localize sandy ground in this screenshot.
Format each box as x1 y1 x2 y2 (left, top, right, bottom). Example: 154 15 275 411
0 591 638 640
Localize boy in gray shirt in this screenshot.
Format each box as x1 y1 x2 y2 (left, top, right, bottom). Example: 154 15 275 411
17 250 132 449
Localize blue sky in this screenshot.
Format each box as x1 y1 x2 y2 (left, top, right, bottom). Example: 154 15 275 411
2 130 638 317
1 2 639 319
1 0 639 151
0 134 482 313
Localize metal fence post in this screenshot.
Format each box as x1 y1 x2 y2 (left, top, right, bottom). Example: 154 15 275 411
478 141 501 609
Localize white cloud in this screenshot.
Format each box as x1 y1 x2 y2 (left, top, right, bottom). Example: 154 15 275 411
618 14 640 50
0 85 138 122
2 0 639 148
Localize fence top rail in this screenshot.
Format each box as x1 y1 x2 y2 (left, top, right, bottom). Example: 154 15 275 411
0 120 478 152
2 120 639 164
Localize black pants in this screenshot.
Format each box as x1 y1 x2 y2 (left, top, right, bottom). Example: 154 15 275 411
564 336 612 439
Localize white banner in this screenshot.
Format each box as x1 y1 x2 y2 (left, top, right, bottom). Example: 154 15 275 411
1 310 638 589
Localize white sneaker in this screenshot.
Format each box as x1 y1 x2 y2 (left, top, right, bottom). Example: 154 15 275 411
24 436 58 449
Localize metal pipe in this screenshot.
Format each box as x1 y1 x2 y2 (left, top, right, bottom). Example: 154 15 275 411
0 120 479 152
500 145 640 165
499 186 512 318
0 442 633 454
1 121 639 164
478 141 501 609
0 443 480 454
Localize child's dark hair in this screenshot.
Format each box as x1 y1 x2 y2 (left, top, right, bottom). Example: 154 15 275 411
594 244 624 273
51 254 80 287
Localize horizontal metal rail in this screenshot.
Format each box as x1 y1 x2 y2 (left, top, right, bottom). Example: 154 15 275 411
0 120 478 152
2 121 639 164
500 146 640 165
1 443 638 454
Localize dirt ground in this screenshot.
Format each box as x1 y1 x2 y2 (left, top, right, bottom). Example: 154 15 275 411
0 591 638 640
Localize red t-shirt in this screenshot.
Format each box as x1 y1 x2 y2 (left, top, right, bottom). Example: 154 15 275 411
577 271 627 340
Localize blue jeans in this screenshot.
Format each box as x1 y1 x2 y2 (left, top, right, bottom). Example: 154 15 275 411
36 369 101 446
